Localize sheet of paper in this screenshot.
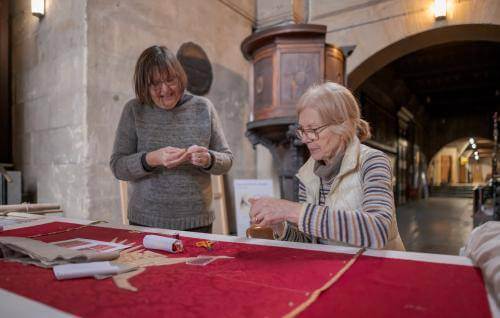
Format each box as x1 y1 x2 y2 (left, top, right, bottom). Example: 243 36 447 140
233 179 274 236
0 216 39 227
0 218 24 227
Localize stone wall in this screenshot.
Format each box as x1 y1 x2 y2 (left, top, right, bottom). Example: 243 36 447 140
12 0 256 231
255 0 308 30
85 0 255 229
309 0 500 88
11 0 89 218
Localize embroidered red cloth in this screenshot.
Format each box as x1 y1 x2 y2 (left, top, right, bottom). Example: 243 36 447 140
0 222 492 317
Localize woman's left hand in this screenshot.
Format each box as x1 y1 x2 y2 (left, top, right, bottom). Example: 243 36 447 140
187 145 212 168
249 197 301 227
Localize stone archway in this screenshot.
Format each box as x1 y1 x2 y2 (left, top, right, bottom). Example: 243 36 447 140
348 24 500 90
428 137 494 185
342 22 500 203
347 23 500 162
426 118 491 163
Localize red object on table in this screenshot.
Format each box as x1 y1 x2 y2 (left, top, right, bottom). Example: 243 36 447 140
0 222 492 318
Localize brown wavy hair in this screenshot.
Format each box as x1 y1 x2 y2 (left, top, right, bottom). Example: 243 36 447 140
133 45 188 105
297 82 371 145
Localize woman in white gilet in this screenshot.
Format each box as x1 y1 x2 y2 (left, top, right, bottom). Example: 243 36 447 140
249 82 405 251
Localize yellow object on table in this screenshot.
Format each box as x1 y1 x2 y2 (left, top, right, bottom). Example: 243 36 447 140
195 240 214 250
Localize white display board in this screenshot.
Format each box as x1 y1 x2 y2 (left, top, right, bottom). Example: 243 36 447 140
233 179 274 237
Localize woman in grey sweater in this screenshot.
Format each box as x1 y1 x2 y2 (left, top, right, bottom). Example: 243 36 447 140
110 45 233 233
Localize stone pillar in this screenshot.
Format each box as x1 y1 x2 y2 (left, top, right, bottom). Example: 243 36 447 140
10 0 89 219
255 0 309 31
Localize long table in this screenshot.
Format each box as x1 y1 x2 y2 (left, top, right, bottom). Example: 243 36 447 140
0 214 497 317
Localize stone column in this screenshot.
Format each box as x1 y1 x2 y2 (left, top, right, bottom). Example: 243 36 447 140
255 0 309 31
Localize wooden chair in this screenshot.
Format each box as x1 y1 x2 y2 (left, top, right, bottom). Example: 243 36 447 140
211 175 229 234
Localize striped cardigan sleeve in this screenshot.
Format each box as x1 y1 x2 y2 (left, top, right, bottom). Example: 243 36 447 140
298 152 394 249
274 178 316 243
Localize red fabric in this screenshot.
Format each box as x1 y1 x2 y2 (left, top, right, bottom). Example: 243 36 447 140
305 255 491 318
0 222 492 318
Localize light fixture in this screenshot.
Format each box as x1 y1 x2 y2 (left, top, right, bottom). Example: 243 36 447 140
469 137 475 144
471 143 477 149
433 0 447 20
31 0 45 18
474 151 479 156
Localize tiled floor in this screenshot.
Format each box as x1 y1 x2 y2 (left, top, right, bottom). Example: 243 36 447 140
396 197 474 255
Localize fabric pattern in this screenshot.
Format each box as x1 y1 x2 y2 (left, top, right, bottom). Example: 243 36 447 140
0 236 119 267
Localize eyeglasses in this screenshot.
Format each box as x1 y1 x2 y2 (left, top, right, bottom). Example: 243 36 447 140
296 124 330 141
150 77 178 90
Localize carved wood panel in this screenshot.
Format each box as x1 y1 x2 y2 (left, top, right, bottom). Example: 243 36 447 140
280 52 320 107
325 46 344 85
254 56 273 117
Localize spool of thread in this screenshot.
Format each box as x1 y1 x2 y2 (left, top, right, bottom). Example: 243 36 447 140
143 235 183 253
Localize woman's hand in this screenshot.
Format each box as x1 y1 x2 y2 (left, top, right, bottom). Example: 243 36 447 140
249 197 301 227
187 145 212 168
146 147 190 169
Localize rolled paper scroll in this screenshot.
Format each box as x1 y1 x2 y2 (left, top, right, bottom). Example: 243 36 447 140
0 203 60 213
143 235 183 253
53 261 135 280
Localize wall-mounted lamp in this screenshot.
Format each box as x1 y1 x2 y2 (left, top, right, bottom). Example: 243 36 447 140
433 0 447 20
471 143 477 149
469 137 475 144
31 0 45 18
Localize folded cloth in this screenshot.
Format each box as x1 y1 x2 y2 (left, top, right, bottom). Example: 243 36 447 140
0 236 120 268
53 261 137 280
461 221 500 306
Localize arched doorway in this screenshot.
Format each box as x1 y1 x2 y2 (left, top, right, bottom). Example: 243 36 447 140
348 24 499 205
349 24 500 252
428 138 494 188
348 24 500 90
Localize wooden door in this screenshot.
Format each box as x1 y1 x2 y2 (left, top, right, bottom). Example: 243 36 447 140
459 162 467 183
472 164 483 183
441 155 452 184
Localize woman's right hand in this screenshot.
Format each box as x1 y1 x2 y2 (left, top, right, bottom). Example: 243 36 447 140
146 147 190 169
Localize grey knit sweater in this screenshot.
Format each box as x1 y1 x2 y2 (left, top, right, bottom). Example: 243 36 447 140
110 93 233 230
